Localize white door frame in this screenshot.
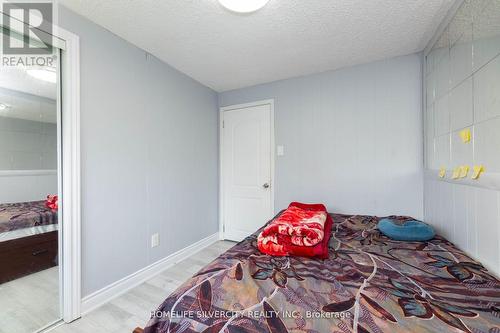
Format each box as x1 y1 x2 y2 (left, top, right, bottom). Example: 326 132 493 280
0 12 82 324
57 26 82 324
219 99 275 240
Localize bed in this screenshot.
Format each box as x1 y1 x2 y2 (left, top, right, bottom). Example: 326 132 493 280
137 213 500 333
0 200 58 284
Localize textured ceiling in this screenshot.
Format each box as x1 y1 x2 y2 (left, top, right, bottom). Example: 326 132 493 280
0 67 57 123
58 0 455 92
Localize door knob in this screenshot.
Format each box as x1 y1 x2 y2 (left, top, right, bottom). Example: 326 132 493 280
263 183 270 189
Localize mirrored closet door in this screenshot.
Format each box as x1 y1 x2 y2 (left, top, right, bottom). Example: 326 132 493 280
0 43 62 331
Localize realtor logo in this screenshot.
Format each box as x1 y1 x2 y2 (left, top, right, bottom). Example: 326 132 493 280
2 2 53 55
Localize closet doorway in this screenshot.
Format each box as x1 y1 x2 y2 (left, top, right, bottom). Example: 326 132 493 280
0 6 81 332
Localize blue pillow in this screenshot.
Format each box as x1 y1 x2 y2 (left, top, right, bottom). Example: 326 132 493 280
377 218 435 241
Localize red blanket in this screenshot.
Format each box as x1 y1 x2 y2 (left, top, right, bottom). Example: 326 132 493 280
45 195 58 212
257 202 332 258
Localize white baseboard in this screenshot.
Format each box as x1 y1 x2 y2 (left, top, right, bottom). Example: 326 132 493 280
81 232 219 315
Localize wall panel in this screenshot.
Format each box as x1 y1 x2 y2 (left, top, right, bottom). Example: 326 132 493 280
424 0 500 276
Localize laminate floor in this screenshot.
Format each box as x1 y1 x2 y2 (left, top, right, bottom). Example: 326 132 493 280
50 241 235 333
0 266 60 333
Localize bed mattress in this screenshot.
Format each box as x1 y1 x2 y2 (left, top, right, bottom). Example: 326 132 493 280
0 200 58 233
0 224 58 242
144 214 500 333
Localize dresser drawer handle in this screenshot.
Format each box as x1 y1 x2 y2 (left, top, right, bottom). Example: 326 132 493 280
32 249 48 256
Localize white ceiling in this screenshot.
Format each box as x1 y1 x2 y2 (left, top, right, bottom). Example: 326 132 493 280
59 0 455 92
0 67 57 124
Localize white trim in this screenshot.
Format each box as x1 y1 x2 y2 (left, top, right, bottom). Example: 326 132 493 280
56 26 81 323
220 99 275 113
219 112 224 241
80 233 220 315
219 99 276 240
0 169 57 177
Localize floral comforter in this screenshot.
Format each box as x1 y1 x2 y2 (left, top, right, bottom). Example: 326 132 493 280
0 200 58 233
144 214 500 333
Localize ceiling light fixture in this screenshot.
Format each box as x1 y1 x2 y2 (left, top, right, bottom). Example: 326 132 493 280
218 0 270 13
26 67 57 84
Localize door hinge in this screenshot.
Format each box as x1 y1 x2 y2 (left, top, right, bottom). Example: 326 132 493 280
222 120 225 128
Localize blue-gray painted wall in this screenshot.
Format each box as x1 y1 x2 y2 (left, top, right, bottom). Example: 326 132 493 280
59 6 219 297
219 54 423 220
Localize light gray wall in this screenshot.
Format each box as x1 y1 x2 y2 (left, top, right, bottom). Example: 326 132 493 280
0 116 57 204
59 6 219 297
219 54 424 219
0 172 57 204
0 116 57 170
424 0 500 276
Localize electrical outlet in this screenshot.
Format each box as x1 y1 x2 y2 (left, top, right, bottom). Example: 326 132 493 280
151 233 160 248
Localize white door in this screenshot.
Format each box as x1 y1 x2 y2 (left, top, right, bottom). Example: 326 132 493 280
222 102 273 241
